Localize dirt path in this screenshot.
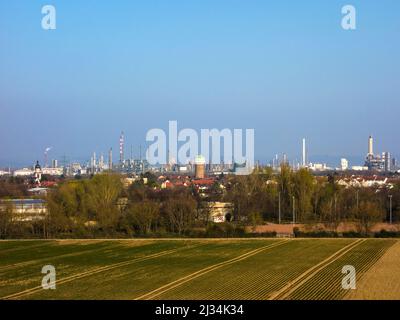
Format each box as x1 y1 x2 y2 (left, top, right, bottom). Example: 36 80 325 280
345 240 400 300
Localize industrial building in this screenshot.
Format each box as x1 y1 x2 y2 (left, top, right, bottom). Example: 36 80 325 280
364 136 392 172
340 158 349 171
0 199 47 222
13 168 34 177
0 170 11 176
42 167 63 176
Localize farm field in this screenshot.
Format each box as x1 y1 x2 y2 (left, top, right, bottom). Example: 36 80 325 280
345 240 400 300
0 238 398 300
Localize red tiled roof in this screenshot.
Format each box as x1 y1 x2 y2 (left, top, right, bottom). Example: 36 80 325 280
192 179 215 185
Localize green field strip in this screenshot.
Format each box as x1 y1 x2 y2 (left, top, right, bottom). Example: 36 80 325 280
0 241 124 270
269 239 365 300
0 240 44 251
286 240 387 300
154 239 354 300
2 239 395 300
0 240 197 298
286 239 396 300
0 241 57 260
23 240 278 300
0 240 175 272
136 240 290 300
0 240 118 266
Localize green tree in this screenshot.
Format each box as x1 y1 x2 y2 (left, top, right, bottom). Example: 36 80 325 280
86 174 123 230
277 164 293 222
292 168 314 222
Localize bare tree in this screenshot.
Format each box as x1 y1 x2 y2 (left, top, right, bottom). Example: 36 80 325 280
126 201 160 235
164 196 196 235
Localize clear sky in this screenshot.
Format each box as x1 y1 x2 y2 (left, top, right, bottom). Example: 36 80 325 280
1 0 399 167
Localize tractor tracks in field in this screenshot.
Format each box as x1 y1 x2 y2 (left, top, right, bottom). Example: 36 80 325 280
268 239 366 300
0 243 204 300
0 246 113 273
0 242 52 256
135 239 291 300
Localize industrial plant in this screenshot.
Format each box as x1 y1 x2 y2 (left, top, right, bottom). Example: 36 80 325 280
0 133 398 183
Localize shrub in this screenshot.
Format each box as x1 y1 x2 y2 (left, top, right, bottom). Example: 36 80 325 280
205 222 246 238
374 229 400 238
294 228 338 238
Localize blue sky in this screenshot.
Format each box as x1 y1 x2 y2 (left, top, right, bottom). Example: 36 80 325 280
0 0 399 167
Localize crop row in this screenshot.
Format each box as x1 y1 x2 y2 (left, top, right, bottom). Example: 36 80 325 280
20 240 274 299
155 239 353 300
286 239 395 300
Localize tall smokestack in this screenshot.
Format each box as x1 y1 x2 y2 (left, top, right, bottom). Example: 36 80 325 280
368 136 373 155
302 138 306 167
93 152 96 169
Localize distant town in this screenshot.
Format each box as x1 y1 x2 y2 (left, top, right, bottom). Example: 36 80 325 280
1 134 398 181
0 132 399 240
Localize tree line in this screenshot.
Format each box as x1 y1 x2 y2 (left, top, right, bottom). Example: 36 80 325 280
224 165 399 233
0 166 399 238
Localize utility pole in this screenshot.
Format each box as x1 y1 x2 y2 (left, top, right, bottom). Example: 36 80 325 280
108 148 113 171
292 196 295 224
389 195 393 224
278 192 281 224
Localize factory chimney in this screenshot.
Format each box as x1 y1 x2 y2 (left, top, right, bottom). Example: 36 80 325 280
368 136 374 155
302 138 306 167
